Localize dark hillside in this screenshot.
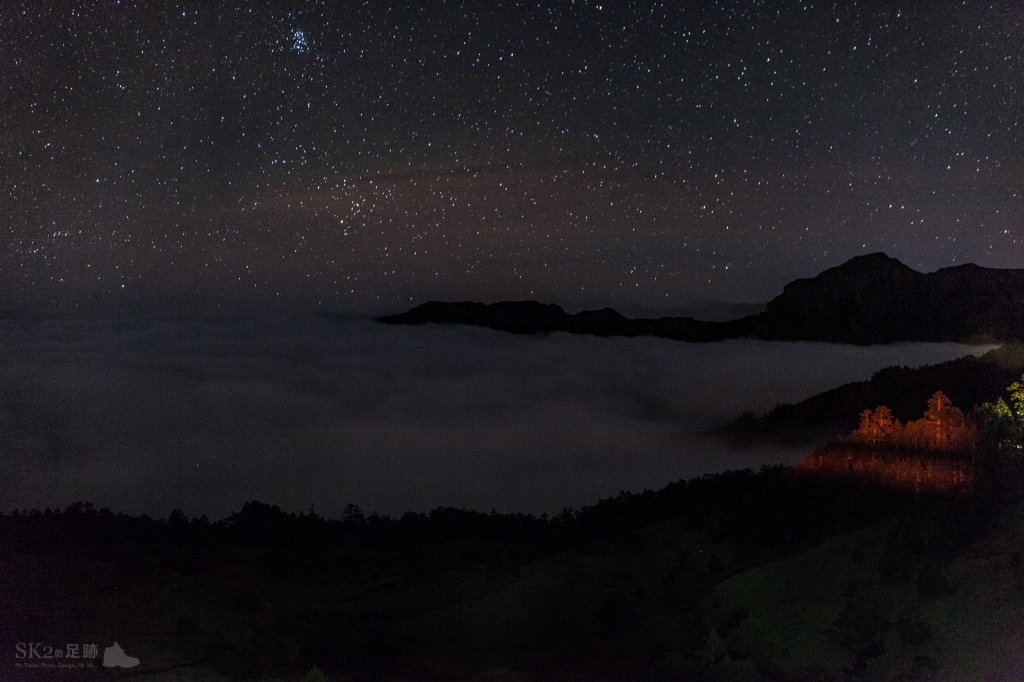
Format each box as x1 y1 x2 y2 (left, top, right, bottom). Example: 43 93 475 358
1 465 1011 681
717 344 1024 444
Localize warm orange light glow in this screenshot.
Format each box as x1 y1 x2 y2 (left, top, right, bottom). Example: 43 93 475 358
796 446 974 494
847 391 976 453
795 391 977 494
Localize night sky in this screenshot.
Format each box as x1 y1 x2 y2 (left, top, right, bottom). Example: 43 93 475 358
5 0 1022 315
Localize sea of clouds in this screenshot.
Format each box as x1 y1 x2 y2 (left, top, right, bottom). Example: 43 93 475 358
0 313 990 519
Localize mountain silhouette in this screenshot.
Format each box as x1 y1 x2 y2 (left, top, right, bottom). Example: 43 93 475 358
377 254 1024 344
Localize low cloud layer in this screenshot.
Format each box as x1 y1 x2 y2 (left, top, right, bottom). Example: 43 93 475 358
0 314 986 519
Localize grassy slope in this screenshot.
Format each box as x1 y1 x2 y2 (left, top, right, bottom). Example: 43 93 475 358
711 513 1024 681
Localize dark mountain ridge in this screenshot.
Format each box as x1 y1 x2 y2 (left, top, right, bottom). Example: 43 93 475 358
378 253 1024 344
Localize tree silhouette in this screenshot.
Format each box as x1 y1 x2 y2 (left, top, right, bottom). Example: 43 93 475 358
1009 375 1024 420
976 374 1024 450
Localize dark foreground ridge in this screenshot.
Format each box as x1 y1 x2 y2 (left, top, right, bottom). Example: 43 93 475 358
377 253 1024 343
4 463 1018 681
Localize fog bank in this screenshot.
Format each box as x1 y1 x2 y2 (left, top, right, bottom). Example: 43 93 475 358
0 313 988 518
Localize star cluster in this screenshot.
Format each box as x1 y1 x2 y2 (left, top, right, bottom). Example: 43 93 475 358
4 0 1022 313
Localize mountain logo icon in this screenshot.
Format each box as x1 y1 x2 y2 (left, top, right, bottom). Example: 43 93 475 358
102 642 140 668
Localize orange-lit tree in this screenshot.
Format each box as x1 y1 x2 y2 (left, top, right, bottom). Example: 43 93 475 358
849 391 974 453
910 390 973 452
800 391 977 493
854 405 902 446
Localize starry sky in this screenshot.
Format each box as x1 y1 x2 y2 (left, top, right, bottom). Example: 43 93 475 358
5 0 1023 316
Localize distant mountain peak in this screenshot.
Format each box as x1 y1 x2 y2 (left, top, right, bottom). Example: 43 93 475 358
843 251 906 265
787 252 918 286
378 255 1024 344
